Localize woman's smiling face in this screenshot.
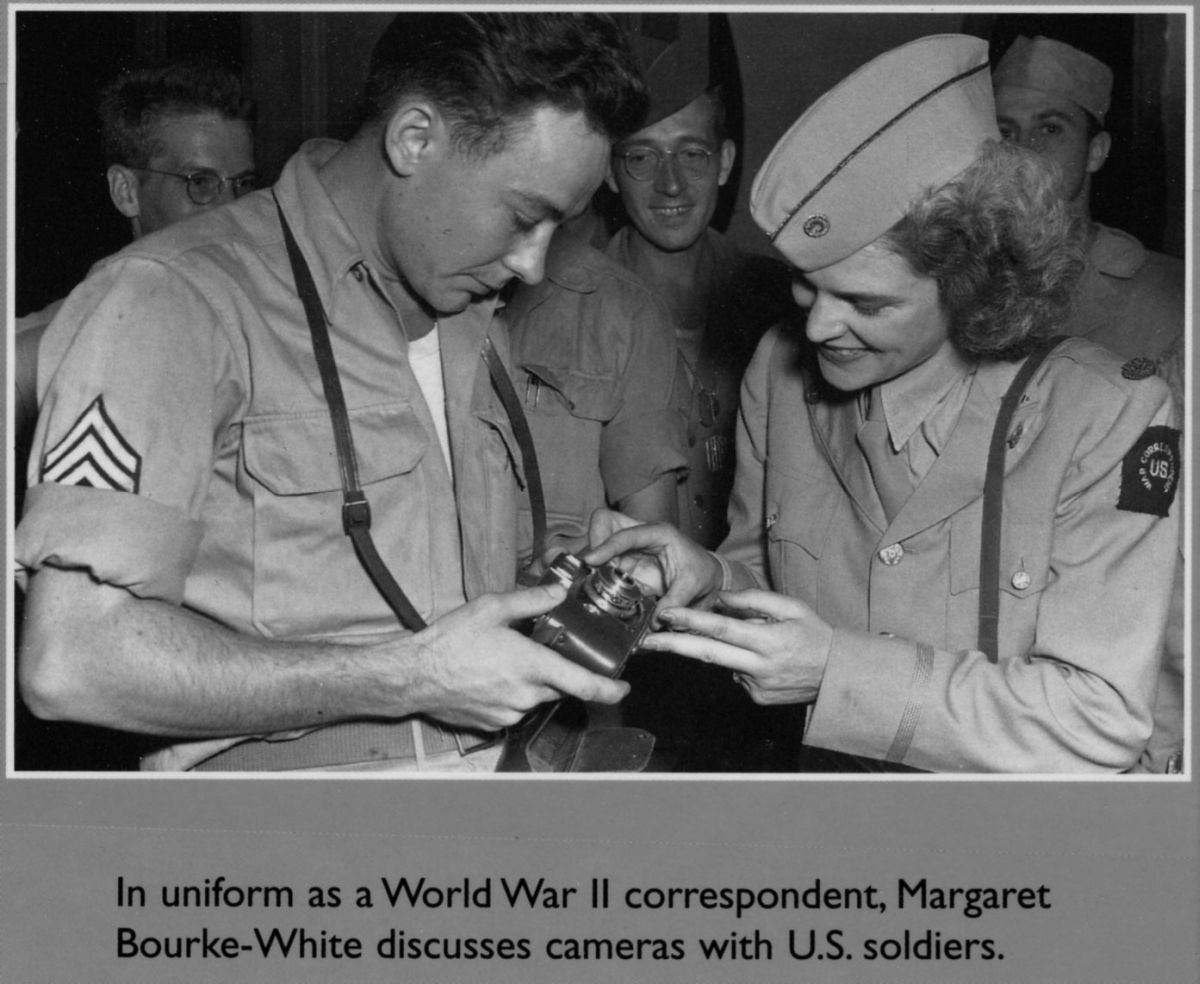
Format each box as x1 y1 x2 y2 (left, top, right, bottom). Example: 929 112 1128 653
792 240 953 392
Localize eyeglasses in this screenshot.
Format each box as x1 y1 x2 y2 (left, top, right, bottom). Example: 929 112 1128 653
615 146 716 182
136 167 259 205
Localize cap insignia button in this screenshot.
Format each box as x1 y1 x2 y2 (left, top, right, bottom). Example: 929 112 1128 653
802 214 830 238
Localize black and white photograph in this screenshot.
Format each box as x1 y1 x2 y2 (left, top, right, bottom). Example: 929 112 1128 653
3 6 1196 982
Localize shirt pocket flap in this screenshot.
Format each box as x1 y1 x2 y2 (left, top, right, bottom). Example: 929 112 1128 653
949 506 1050 598
243 403 428 495
522 362 616 422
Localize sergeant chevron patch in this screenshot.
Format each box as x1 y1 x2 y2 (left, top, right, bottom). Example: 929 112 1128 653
40 395 142 493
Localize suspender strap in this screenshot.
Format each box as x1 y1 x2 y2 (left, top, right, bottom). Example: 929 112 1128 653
978 335 1066 663
276 195 428 631
481 336 547 563
274 196 546 631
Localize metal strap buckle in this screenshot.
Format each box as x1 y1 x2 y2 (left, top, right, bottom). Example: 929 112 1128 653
342 495 371 534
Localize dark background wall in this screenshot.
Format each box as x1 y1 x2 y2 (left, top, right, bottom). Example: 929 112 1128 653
14 10 1186 317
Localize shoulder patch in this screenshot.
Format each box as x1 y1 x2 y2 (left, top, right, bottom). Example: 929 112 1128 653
1121 357 1158 380
41 395 142 493
1117 425 1180 517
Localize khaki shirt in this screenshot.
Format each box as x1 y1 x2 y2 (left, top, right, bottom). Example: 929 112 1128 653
18 140 524 767
719 329 1181 773
1066 223 1184 362
607 227 792 549
507 229 687 558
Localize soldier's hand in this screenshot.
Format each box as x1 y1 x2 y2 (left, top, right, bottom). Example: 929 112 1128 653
405 584 630 732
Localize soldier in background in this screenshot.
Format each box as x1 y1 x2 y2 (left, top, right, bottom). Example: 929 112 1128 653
604 15 800 771
994 35 1184 773
993 35 1184 366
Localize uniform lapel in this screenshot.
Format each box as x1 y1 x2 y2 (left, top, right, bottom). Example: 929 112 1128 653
885 358 1024 542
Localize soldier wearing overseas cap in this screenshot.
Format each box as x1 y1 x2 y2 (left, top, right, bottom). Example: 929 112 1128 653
993 36 1184 368
586 35 1181 773
605 14 793 552
995 35 1186 774
600 13 800 771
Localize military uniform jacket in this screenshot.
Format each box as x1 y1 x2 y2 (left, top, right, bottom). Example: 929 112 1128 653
18 140 525 766
719 327 1181 772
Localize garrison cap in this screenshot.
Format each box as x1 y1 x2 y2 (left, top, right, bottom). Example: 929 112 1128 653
993 35 1113 125
751 35 998 272
628 13 714 127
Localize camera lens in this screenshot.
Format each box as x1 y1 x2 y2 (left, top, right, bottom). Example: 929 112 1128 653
582 564 644 620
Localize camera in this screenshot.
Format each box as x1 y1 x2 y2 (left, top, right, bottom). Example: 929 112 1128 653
529 553 655 677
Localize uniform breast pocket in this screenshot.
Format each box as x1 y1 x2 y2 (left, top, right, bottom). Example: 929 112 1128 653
521 363 618 423
949 504 1052 659
242 402 428 638
763 466 840 605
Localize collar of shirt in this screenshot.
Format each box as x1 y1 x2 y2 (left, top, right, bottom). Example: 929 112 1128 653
275 138 499 336
1087 222 1147 280
275 139 367 296
875 342 978 458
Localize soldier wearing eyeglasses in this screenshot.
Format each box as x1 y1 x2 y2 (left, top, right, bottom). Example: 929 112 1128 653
12 58 257 770
604 15 793 552
15 60 257 511
603 15 800 771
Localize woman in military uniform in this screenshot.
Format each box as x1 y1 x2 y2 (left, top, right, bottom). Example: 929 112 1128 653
586 36 1181 773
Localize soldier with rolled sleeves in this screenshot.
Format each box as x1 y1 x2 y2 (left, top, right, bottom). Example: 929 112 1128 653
993 35 1184 366
587 36 1181 773
995 35 1185 774
605 14 793 551
598 15 801 771
16 13 646 772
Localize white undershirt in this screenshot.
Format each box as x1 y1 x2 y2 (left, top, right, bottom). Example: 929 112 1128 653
407 327 454 479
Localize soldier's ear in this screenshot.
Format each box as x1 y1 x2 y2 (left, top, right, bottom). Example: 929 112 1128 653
717 138 737 187
107 164 141 219
382 101 443 177
1086 130 1111 175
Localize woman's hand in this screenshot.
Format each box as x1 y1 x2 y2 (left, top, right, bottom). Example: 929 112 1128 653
643 589 834 705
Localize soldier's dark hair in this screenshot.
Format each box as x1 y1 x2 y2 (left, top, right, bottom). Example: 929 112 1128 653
99 60 255 169
362 12 648 157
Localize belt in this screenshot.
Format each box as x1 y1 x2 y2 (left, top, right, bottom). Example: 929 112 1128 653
191 719 489 772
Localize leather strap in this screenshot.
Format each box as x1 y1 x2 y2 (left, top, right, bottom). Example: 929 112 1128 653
482 335 547 563
274 196 546 628
276 195 428 631
978 335 1066 663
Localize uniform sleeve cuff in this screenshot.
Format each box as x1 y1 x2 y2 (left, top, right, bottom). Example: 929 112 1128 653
716 551 764 593
16 483 204 605
804 629 935 763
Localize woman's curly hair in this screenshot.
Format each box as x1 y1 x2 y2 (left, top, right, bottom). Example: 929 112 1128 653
879 140 1086 360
